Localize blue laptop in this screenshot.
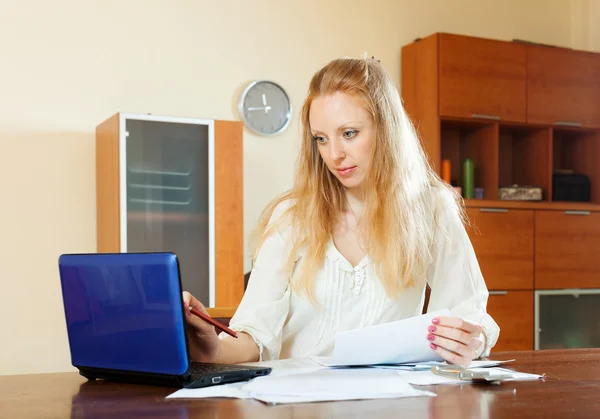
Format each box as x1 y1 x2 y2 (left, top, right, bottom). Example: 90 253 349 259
57 252 271 388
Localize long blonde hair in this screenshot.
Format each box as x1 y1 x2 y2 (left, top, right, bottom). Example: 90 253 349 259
249 57 461 301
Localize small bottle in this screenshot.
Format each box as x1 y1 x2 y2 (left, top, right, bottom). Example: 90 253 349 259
463 158 474 199
441 159 451 184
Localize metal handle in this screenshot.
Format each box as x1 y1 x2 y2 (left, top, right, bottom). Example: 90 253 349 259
480 208 508 213
472 113 500 120
489 291 508 295
555 121 582 127
564 210 590 215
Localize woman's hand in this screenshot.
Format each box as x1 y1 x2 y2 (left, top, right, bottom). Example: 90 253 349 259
182 291 221 363
426 316 485 367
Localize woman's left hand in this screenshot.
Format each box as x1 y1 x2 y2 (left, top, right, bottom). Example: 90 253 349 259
426 316 485 367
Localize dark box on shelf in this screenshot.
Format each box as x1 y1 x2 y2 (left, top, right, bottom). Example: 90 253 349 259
552 173 591 202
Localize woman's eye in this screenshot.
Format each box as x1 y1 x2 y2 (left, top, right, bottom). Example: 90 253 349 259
314 136 327 144
343 130 358 139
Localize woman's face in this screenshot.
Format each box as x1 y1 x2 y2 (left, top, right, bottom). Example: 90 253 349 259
309 91 375 190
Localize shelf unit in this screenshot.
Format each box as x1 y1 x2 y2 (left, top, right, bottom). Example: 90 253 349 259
402 32 600 352
96 113 244 308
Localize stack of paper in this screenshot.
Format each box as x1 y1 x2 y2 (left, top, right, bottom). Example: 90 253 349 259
167 366 435 404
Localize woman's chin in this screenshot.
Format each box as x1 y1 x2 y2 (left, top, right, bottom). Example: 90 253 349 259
337 177 365 190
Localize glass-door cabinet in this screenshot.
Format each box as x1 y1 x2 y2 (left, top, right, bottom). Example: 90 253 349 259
96 113 244 308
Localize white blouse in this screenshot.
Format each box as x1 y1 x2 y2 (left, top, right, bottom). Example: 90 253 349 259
223 200 500 361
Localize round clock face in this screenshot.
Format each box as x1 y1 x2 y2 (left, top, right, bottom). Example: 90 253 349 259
239 80 292 136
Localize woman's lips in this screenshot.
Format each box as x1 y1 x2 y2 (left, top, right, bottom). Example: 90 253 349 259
336 166 357 177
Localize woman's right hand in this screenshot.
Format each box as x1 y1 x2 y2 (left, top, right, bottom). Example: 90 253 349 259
182 291 221 363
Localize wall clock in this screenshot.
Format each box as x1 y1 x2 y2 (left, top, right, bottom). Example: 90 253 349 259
238 80 292 136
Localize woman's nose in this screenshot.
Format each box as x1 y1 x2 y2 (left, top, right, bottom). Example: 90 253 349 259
330 139 346 161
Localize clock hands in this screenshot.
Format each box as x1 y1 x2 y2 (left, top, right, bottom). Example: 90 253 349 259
247 105 272 113
262 94 267 106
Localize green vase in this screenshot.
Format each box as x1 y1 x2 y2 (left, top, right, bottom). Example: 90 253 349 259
463 158 474 199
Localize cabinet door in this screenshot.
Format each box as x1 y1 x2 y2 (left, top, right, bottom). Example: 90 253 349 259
527 46 600 127
439 34 527 122
487 291 534 352
535 210 600 289
466 207 534 290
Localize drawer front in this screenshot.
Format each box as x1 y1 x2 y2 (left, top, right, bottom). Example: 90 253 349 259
466 207 534 290
535 210 600 289
487 290 534 352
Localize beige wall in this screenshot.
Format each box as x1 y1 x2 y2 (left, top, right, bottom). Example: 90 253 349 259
0 0 594 375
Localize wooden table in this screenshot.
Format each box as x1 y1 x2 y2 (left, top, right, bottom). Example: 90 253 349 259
2 349 600 418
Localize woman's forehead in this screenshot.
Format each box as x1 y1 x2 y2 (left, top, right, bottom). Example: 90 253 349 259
309 92 372 131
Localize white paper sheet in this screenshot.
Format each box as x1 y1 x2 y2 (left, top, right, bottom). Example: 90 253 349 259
243 368 436 404
316 309 450 367
167 364 436 403
397 367 543 386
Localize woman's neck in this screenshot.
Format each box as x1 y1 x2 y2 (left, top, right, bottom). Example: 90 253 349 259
345 188 366 220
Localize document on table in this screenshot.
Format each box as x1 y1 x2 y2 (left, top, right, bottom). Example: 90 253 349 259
315 309 451 367
397 367 543 386
166 361 435 404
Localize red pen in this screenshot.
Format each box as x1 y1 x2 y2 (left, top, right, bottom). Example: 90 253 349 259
187 305 238 338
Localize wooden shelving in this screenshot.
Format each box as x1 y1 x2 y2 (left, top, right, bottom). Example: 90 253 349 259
402 32 600 352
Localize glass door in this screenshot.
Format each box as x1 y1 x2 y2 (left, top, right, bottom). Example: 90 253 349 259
123 115 214 306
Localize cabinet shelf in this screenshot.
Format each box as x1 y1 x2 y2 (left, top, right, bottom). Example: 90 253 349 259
440 119 498 199
464 199 600 212
127 212 208 223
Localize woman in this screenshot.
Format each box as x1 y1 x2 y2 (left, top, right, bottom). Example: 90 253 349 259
184 57 499 367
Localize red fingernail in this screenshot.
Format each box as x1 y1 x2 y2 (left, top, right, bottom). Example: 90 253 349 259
432 318 440 324
427 334 435 341
428 325 436 332
430 343 438 350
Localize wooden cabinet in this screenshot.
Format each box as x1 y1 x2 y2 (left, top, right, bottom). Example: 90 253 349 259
535 210 600 289
527 46 600 128
487 291 534 351
466 207 534 290
402 32 600 351
96 113 244 308
439 34 527 122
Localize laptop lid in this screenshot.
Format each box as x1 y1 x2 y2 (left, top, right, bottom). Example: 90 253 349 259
58 252 190 377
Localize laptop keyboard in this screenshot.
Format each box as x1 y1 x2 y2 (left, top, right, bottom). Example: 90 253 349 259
189 363 250 375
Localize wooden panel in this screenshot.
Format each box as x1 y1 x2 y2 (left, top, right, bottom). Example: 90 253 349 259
206 307 237 318
214 120 244 307
466 208 534 290
439 33 527 122
535 210 600 289
527 46 600 127
401 34 440 172
95 113 120 253
487 290 534 351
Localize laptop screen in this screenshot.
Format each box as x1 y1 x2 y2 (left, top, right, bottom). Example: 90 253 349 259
58 252 190 376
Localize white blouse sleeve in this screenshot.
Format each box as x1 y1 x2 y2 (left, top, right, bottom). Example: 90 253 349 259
224 203 293 361
425 200 500 358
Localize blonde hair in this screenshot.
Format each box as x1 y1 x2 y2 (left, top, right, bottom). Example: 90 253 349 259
249 57 462 301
